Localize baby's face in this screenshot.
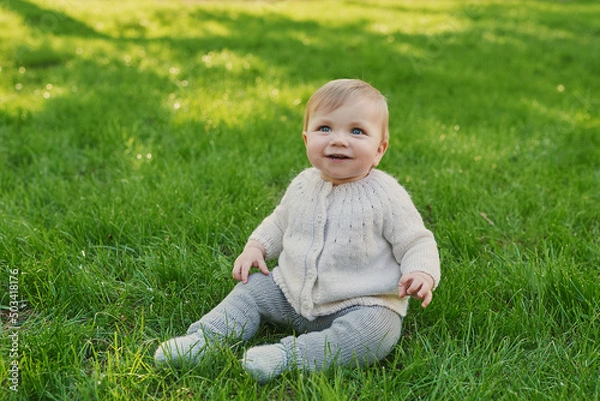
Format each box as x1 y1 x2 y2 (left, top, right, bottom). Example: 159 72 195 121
302 99 388 185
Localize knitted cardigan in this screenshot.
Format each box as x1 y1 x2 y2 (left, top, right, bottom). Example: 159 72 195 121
249 167 440 320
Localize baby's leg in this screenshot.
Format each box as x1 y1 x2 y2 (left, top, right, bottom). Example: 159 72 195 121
288 306 402 370
187 273 295 339
155 273 291 367
243 306 402 382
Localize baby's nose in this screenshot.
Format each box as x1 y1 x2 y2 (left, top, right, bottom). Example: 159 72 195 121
329 131 348 145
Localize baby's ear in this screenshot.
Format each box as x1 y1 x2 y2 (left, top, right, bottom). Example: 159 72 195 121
373 139 389 166
302 131 308 146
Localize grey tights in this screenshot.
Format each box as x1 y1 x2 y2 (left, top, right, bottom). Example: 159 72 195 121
187 273 403 371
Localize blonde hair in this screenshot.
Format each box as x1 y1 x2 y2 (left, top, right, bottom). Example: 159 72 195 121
303 79 389 141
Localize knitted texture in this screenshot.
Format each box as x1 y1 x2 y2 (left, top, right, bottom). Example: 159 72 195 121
155 274 403 381
280 305 402 372
250 168 440 320
242 344 289 384
154 332 206 368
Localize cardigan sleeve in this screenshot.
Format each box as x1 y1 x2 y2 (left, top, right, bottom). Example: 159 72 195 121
247 171 304 260
385 183 441 289
248 201 287 260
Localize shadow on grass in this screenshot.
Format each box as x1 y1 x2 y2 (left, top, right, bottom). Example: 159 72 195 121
3 0 106 37
3 0 596 127
1 1 598 228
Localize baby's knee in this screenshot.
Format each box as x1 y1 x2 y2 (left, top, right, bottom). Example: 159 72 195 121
240 272 273 288
337 307 402 363
365 307 403 348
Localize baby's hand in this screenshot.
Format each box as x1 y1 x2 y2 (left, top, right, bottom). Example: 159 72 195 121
398 271 435 308
232 240 269 283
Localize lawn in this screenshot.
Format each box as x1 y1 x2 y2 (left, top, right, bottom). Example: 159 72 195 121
1 0 599 399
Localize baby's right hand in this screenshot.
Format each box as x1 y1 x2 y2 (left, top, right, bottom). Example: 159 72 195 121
232 240 269 283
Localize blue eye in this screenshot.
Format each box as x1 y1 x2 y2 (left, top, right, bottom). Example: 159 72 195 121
318 126 331 132
351 128 364 135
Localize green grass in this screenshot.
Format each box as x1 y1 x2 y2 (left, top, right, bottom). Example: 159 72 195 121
1 0 599 399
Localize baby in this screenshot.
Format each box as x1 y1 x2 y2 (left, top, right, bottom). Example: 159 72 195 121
155 79 441 383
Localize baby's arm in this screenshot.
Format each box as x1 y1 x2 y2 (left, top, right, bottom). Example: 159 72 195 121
398 271 435 308
232 240 270 284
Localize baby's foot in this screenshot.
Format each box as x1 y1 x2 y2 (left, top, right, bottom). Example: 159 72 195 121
242 343 288 384
154 332 206 368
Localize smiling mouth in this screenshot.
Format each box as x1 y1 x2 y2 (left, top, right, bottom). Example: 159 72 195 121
327 154 351 160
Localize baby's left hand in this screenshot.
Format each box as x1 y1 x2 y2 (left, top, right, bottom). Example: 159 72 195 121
398 272 435 308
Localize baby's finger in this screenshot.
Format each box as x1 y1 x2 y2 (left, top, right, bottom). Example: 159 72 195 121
398 279 410 298
420 291 433 308
398 275 411 288
232 263 242 281
405 280 423 295
258 260 270 276
241 264 251 284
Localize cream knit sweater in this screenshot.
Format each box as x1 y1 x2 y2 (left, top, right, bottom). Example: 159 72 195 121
249 167 440 320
